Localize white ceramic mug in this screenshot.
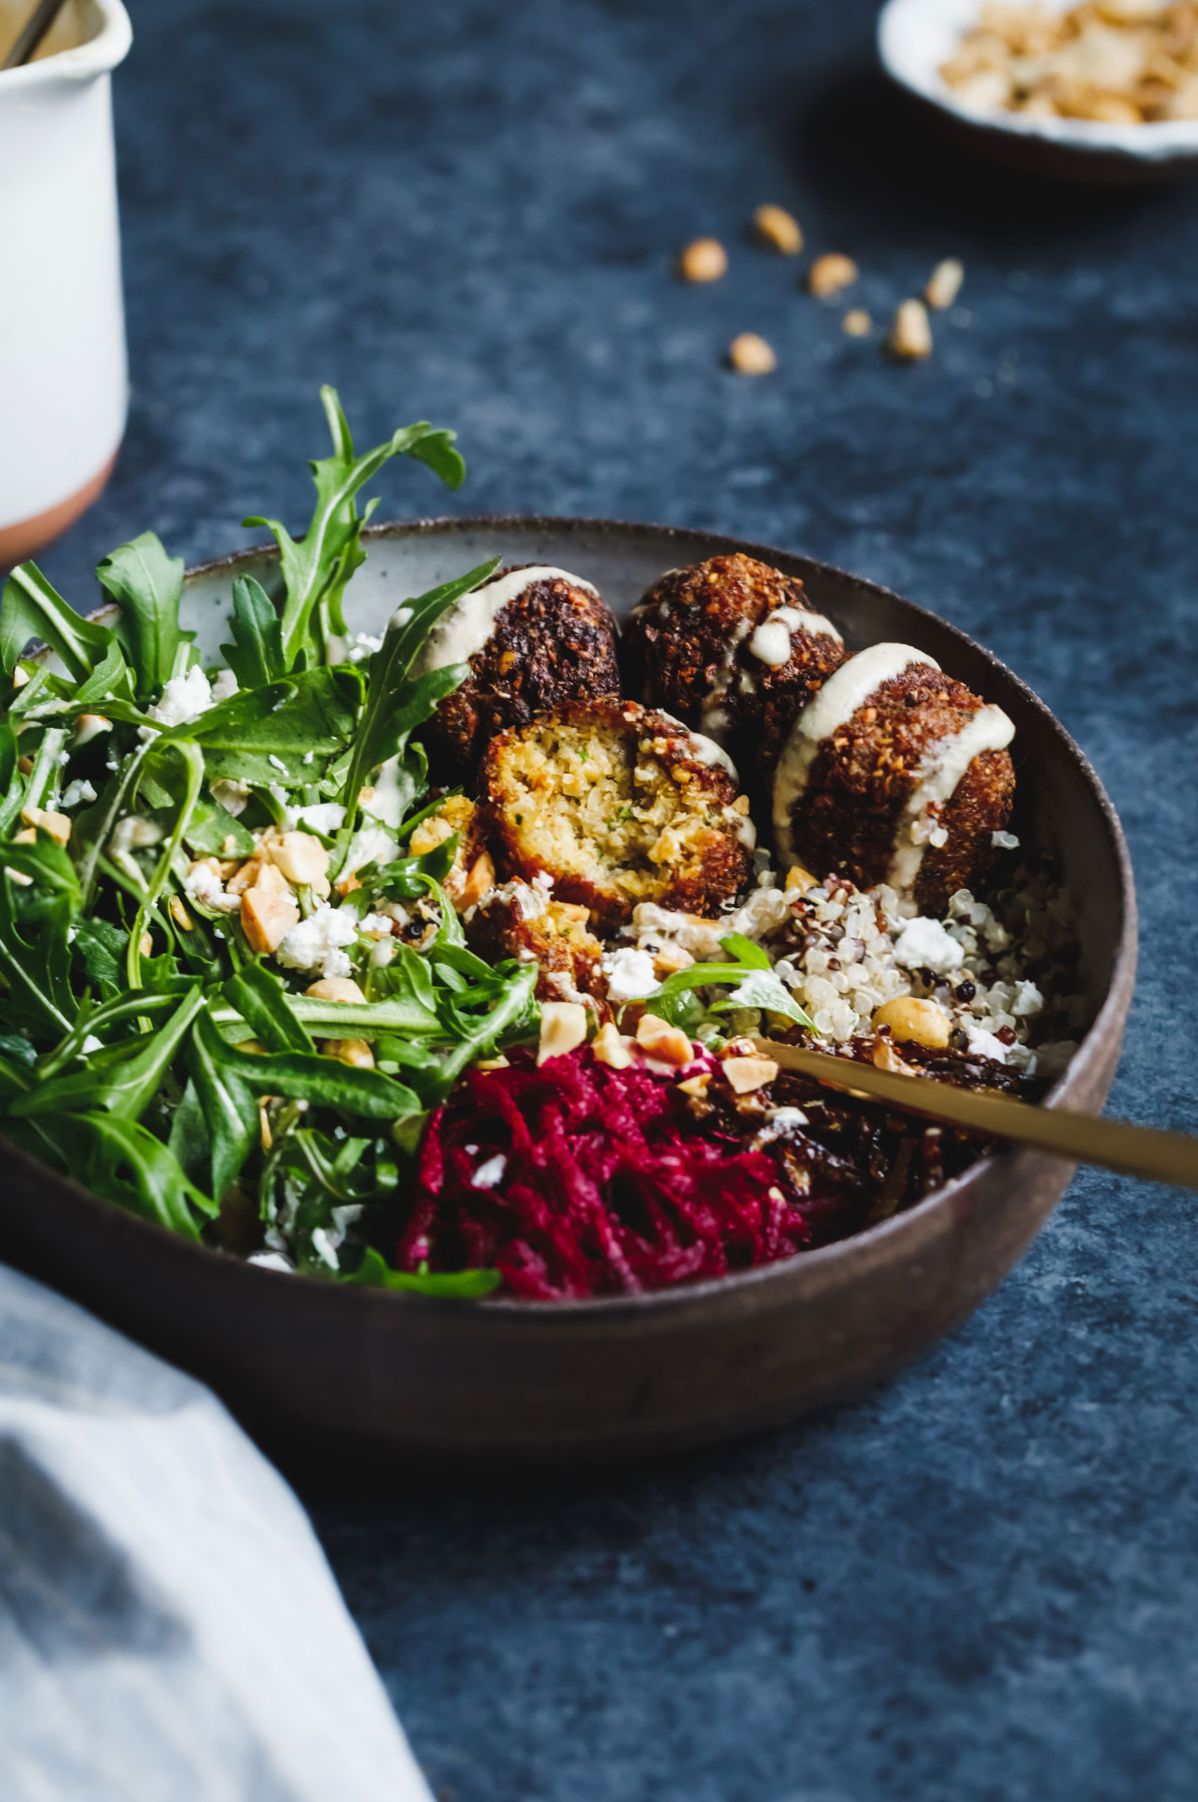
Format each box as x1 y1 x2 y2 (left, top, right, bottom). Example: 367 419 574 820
0 0 132 567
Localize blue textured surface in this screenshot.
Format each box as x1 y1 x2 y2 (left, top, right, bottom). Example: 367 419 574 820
41 1 1198 1797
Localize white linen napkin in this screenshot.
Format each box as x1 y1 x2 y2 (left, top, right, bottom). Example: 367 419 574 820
0 1264 430 1802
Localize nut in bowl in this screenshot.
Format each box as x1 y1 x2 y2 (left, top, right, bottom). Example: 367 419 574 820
0 392 1135 1461
878 0 1198 179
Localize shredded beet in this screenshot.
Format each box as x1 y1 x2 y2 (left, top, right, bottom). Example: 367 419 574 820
399 1047 816 1300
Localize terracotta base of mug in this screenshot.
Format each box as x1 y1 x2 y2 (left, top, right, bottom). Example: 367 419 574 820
0 446 120 570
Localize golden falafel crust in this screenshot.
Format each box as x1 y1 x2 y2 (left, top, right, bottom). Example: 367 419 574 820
466 886 605 1006
479 699 755 929
621 554 848 773
423 567 621 780
785 664 1016 913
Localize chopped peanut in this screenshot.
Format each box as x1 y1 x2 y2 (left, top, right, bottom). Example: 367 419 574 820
872 996 951 1049
653 942 694 977
226 857 262 896
240 882 300 955
20 806 71 846
267 831 330 891
808 253 858 299
677 236 729 283
784 863 818 895
457 850 496 913
727 332 777 375
635 1013 694 1067
722 1054 779 1094
538 1001 589 1065
842 308 872 338
924 259 964 311
76 713 111 744
305 976 367 1005
889 299 933 361
323 1038 375 1070
592 1021 634 1070
752 203 803 255
678 1071 712 1098
168 895 194 932
11 665 30 690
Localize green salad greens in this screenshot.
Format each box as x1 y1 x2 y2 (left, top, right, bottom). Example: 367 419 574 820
0 389 538 1291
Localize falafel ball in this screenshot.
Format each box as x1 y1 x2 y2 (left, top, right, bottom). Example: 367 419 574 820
479 700 755 929
414 565 621 781
622 554 848 773
467 880 605 1006
772 643 1016 914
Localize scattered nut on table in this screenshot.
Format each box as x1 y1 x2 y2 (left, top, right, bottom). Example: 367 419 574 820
889 298 933 361
841 308 872 337
925 258 964 311
752 203 803 255
808 253 859 299
677 236 728 283
727 332 777 375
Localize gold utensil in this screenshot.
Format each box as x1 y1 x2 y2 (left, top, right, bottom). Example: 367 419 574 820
755 1038 1198 1193
3 0 70 70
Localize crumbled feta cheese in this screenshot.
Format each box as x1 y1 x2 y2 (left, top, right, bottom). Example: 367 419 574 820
966 1025 1010 1063
211 779 251 817
292 801 346 835
991 830 1020 850
473 1154 507 1190
343 823 399 876
275 901 359 979
210 668 240 702
267 753 288 775
892 916 965 975
80 1033 103 1056
310 1228 340 1270
1011 980 1044 1018
248 1252 295 1274
359 912 394 938
144 666 213 731
602 947 659 1003
111 814 164 854
348 631 383 663
184 861 241 913
60 778 98 809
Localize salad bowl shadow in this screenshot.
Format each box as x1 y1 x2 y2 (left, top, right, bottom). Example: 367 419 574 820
0 518 1136 1465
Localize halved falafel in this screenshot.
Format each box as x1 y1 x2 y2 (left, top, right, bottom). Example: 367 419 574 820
622 554 847 773
414 565 621 780
479 701 755 929
772 643 1016 913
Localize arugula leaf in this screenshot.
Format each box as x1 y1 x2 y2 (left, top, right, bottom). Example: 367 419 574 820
223 962 313 1054
185 1010 261 1200
162 666 362 787
331 558 499 873
66 1112 214 1235
221 575 286 688
10 986 204 1123
343 1246 500 1298
244 388 466 670
97 532 186 698
0 563 117 683
0 838 80 1037
644 936 815 1032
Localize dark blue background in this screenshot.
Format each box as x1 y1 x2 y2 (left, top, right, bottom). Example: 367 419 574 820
42 1 1198 1796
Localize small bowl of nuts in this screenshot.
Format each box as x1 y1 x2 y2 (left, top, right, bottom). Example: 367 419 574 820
878 0 1198 181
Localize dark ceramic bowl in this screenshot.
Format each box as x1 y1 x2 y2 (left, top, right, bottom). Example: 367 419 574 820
0 519 1137 1464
